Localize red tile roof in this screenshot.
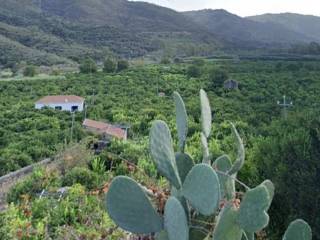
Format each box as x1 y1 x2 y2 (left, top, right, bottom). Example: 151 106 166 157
36 95 85 104
83 119 126 140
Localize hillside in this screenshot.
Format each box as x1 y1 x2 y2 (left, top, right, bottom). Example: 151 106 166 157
0 0 217 66
248 13 320 42
184 9 314 48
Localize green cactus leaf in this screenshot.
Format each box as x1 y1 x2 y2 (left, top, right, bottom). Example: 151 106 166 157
237 185 270 232
201 133 210 164
182 164 220 216
189 229 208 240
106 176 163 234
228 123 245 175
164 197 189 240
282 219 312 240
150 120 181 188
200 89 212 138
176 153 194 183
261 180 274 209
174 91 188 152
212 203 243 240
171 186 189 217
213 155 235 200
156 231 170 240
242 231 255 240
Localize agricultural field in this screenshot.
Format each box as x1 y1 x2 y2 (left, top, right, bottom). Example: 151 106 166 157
0 59 319 239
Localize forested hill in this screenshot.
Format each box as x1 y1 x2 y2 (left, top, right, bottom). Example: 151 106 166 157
1 0 320 66
0 0 218 66
248 13 320 42
184 9 316 48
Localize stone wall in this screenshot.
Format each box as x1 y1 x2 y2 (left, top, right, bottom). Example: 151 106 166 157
0 158 52 211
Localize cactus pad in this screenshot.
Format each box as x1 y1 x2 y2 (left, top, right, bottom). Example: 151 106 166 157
282 219 312 240
106 176 163 234
182 164 220 216
173 91 188 152
150 120 181 188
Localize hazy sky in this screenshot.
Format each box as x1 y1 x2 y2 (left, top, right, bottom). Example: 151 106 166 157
131 0 320 17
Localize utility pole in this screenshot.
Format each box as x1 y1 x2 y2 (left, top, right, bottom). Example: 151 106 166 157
277 95 293 119
70 111 75 142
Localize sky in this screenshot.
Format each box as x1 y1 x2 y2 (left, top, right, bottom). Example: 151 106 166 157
130 0 320 17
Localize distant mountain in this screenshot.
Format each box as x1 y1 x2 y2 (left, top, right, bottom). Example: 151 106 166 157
247 13 320 42
0 0 217 66
1 0 320 67
184 9 314 48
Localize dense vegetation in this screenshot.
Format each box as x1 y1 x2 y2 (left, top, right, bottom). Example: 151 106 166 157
0 59 319 239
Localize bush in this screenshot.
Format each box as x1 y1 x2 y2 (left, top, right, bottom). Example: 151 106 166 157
23 65 37 77
79 58 97 74
187 65 201 78
103 57 117 73
117 59 129 72
7 168 60 204
208 67 229 89
62 167 100 190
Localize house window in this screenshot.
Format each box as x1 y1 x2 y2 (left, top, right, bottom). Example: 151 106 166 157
55 106 62 110
71 106 79 112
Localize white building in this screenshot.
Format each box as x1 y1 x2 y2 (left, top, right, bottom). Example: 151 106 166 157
35 95 85 112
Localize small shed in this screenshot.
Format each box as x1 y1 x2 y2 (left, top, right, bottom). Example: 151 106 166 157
83 119 128 141
35 95 85 112
224 79 239 90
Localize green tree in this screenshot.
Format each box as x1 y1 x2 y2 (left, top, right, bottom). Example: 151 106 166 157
208 67 229 89
79 58 97 74
103 58 117 73
252 112 320 239
23 65 37 77
117 59 129 72
187 65 201 78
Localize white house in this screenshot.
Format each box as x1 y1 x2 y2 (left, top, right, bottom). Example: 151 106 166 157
35 95 85 112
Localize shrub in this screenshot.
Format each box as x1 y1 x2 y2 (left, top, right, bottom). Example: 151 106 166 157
117 59 129 72
187 65 201 78
7 168 60 204
23 65 37 77
79 58 97 74
62 167 100 190
103 57 117 73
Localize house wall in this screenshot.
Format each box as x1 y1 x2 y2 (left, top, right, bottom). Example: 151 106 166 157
35 102 84 112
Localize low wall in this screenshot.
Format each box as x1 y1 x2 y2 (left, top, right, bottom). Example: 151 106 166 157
0 158 52 211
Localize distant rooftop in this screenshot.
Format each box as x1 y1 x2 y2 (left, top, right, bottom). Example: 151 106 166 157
36 95 85 104
83 119 127 140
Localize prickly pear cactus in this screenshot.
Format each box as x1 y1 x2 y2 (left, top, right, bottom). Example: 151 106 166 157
105 89 312 240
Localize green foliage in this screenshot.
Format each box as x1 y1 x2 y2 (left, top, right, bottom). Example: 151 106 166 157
106 176 163 234
79 58 97 74
62 167 100 190
117 59 129 72
187 65 202 78
1 184 124 239
103 57 117 73
23 65 37 77
105 89 311 240
7 168 60 204
208 67 229 89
